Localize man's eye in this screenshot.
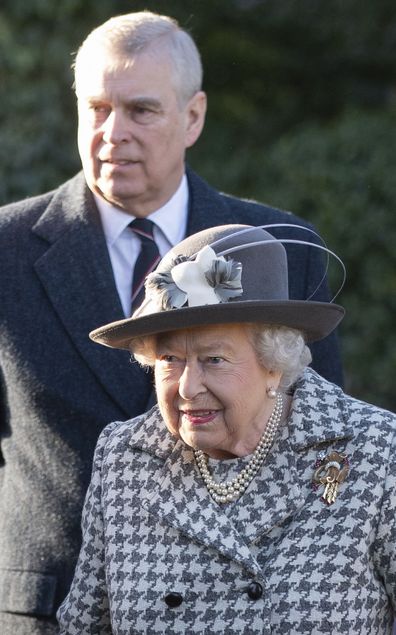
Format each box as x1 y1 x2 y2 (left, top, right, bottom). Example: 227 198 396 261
90 105 108 113
134 105 150 114
130 105 159 122
86 105 110 122
208 357 223 364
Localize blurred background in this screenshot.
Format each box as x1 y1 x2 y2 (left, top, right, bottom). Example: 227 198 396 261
1 0 395 410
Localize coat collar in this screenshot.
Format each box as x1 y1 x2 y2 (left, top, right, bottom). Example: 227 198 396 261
287 367 354 449
128 369 353 573
31 172 153 417
185 167 240 234
28 167 233 417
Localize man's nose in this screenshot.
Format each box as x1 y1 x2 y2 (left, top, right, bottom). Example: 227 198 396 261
178 363 206 400
101 110 131 145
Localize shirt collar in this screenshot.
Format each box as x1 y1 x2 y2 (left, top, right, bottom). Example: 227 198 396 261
95 174 189 248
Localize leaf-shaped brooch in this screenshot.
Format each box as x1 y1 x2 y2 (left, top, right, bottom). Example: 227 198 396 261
312 450 350 505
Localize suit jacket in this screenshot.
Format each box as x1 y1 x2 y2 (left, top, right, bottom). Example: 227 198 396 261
0 169 342 632
57 369 396 634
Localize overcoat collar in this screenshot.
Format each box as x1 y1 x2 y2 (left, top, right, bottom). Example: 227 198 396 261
29 168 240 416
131 369 353 575
31 172 152 417
185 167 241 234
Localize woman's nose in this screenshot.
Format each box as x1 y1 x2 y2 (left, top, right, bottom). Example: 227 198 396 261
178 363 206 400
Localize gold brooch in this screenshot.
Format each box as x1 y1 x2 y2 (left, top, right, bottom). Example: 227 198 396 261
312 450 349 505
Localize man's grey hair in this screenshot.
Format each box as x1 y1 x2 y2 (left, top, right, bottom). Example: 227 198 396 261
129 324 312 392
73 11 203 107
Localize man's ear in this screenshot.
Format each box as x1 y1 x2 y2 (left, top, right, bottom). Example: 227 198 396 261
184 91 207 148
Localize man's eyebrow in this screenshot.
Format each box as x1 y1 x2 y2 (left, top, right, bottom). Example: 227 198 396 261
80 96 163 109
79 95 107 104
125 96 162 109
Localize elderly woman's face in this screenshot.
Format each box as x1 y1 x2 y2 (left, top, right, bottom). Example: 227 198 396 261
154 324 281 459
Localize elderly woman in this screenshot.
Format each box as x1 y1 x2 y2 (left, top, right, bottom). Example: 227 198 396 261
58 225 396 634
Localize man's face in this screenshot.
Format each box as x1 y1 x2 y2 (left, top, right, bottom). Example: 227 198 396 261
76 50 206 216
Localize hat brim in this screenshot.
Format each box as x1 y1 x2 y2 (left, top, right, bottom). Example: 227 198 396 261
89 300 345 350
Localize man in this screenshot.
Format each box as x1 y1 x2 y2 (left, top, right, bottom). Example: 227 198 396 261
0 11 343 634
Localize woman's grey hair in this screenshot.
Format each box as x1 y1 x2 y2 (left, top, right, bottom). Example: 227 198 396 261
248 324 312 390
73 11 203 107
130 324 312 391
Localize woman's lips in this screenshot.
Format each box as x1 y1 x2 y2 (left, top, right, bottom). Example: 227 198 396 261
180 410 218 426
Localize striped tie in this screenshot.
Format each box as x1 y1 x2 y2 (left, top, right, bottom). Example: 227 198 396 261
130 218 161 311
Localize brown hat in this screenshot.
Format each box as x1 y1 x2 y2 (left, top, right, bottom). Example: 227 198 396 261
90 224 345 350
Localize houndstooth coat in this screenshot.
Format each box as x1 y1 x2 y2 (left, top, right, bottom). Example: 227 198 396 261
57 369 396 634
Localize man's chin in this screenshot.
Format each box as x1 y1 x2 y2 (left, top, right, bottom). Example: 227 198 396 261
95 186 143 214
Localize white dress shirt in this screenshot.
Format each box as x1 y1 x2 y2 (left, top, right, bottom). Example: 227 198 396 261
96 175 189 316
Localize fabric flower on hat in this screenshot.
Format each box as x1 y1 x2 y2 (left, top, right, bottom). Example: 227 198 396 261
145 246 243 311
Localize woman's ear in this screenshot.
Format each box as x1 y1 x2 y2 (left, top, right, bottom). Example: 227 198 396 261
266 369 283 397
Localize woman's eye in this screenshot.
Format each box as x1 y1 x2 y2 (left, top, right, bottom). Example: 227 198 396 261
160 355 177 363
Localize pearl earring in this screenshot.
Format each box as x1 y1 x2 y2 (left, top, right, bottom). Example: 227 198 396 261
266 386 277 399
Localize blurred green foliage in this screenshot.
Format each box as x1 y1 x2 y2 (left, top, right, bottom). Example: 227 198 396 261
1 0 395 410
245 108 396 409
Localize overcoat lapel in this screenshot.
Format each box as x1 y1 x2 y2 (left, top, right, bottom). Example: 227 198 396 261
32 173 152 416
185 168 240 235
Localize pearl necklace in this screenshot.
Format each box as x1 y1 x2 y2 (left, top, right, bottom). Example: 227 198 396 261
194 393 283 504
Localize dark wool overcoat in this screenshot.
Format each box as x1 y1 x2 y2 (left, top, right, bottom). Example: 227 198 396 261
0 168 342 634
58 369 396 634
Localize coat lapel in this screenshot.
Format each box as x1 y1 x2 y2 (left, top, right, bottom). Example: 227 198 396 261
131 410 261 576
185 168 240 235
226 421 306 545
137 371 354 565
227 369 354 544
32 173 152 417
